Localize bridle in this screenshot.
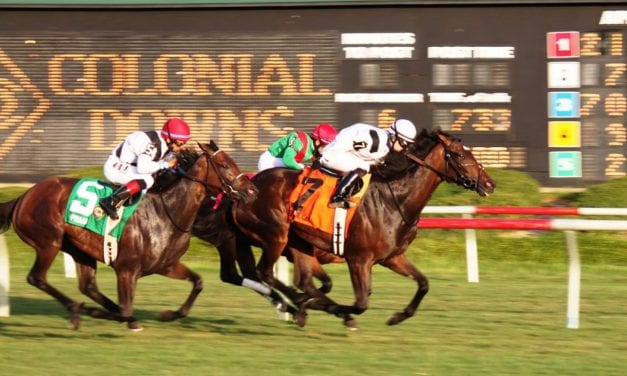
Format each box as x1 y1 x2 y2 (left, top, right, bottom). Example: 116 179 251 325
403 136 485 193
383 135 486 226
160 147 247 233
177 148 247 196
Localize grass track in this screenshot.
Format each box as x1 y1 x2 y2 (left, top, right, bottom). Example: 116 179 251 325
1 238 626 376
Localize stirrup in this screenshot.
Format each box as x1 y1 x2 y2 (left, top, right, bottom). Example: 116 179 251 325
99 197 120 220
329 196 353 209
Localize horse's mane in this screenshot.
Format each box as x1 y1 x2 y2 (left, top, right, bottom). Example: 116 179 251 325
153 148 200 192
371 128 444 179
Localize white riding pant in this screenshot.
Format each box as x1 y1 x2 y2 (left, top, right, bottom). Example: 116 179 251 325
257 150 288 171
319 150 371 173
103 155 155 188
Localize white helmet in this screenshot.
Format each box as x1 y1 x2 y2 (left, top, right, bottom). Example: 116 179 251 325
388 119 417 143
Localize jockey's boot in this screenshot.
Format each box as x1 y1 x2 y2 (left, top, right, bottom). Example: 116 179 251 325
99 180 143 220
329 168 366 209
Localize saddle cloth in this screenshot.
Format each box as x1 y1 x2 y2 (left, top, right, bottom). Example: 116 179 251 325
64 178 142 240
289 167 371 237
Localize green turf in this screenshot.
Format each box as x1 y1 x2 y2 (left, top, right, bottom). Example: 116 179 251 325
1 234 626 376
1 169 626 374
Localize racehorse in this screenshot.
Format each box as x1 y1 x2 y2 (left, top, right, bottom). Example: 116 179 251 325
191 197 338 316
229 129 495 328
0 141 257 330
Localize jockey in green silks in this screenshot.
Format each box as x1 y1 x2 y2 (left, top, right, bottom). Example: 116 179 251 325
257 123 338 171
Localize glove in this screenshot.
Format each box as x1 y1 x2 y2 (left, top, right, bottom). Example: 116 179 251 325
161 152 179 169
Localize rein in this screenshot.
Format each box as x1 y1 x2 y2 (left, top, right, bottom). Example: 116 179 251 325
159 148 244 233
383 179 418 226
403 140 482 192
381 135 483 225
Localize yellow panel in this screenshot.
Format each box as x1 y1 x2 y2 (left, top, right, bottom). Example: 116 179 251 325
548 121 581 147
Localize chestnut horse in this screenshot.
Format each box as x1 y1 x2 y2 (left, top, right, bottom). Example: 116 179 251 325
230 129 495 328
0 141 257 330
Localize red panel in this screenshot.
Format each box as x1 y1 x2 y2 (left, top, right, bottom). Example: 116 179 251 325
418 218 552 230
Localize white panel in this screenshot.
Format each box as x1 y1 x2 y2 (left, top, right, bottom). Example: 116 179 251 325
341 33 415 45
334 93 424 103
343 47 414 59
548 62 581 88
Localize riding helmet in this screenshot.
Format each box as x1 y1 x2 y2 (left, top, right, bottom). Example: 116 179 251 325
161 118 191 142
388 119 417 143
312 123 338 144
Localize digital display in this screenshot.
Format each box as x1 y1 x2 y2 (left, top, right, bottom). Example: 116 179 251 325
0 6 624 186
578 31 625 180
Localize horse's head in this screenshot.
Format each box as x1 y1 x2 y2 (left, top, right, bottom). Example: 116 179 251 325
197 141 258 202
406 129 496 197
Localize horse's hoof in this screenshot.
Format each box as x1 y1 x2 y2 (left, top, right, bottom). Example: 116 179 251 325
159 310 182 322
68 316 81 330
319 286 332 294
386 312 407 326
84 307 110 319
67 302 84 330
293 310 308 327
344 318 359 331
274 301 289 313
128 321 144 331
293 293 311 306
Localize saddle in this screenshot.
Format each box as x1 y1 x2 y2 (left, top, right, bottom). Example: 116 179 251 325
288 166 370 238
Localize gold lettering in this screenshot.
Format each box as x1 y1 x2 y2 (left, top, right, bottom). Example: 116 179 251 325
450 109 470 132
88 107 295 152
49 54 87 95
296 54 330 96
153 54 196 95
605 63 626 86
217 106 294 151
120 54 157 95
581 32 623 57
377 109 398 128
580 32 602 57
608 32 623 57
88 109 166 150
83 54 126 96
254 54 298 96
449 109 511 132
605 123 626 146
605 93 626 117
0 49 51 160
605 153 626 177
580 93 601 117
48 52 331 97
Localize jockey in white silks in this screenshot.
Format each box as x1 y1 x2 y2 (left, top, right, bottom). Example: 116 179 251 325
319 119 418 208
99 118 191 220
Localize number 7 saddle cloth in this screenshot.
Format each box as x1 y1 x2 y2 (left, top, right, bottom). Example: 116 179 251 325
288 166 371 238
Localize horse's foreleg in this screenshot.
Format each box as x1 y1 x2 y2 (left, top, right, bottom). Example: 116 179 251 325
217 239 296 316
27 248 84 329
75 260 122 319
157 262 203 322
116 269 142 331
379 254 429 325
310 255 333 294
256 244 307 307
291 250 358 330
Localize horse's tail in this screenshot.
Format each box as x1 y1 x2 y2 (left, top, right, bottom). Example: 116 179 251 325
0 198 18 234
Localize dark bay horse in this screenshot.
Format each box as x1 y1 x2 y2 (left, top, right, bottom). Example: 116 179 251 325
191 198 337 316
0 141 257 330
230 129 495 328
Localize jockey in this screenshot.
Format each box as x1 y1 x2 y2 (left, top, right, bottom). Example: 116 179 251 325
320 119 417 208
99 117 191 219
257 123 338 171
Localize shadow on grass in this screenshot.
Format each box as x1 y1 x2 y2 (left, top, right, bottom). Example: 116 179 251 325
0 296 284 337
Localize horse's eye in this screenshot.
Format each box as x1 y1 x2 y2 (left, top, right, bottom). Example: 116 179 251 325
221 163 230 169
